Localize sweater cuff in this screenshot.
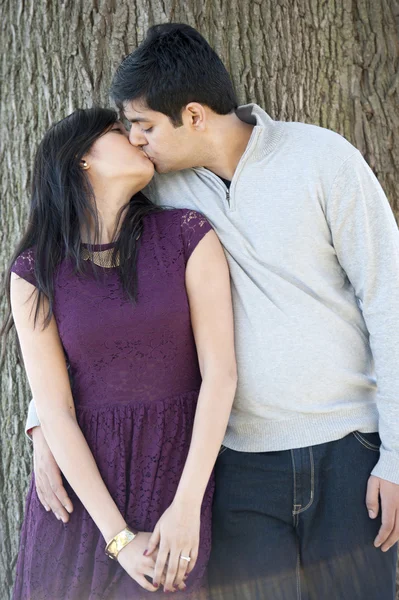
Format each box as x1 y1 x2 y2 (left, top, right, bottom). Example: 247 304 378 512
371 448 399 485
25 398 41 441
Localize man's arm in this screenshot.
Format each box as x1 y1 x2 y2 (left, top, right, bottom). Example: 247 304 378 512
326 150 399 550
27 394 73 523
31 426 74 522
326 150 399 483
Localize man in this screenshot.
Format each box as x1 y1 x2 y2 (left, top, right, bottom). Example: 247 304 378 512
26 23 399 599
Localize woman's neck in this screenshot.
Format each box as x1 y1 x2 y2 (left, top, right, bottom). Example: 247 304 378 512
82 182 134 244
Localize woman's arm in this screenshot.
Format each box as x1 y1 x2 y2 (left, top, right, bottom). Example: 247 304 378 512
177 230 237 502
148 230 237 591
10 273 159 592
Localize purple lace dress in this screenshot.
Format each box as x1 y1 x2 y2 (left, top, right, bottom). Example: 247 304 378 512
11 209 214 600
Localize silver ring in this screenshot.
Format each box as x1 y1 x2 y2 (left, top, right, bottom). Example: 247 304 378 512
180 555 191 562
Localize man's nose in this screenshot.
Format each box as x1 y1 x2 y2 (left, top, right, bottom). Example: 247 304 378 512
129 127 146 147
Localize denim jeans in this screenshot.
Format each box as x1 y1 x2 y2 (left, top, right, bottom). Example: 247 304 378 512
208 432 397 600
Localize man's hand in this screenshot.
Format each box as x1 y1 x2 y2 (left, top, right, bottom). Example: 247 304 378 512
32 426 73 523
366 475 399 552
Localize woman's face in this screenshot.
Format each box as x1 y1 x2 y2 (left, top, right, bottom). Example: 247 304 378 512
83 121 154 191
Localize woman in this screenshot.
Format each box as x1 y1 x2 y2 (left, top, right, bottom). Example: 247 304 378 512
4 107 237 599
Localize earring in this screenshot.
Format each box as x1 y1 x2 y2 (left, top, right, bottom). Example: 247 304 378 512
81 160 89 170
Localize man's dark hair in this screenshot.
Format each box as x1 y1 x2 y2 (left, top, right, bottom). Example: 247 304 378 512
111 23 238 126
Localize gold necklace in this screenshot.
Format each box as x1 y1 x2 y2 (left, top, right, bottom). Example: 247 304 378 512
81 247 120 268
81 233 141 268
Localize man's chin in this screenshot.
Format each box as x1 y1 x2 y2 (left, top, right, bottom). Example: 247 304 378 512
156 164 197 174
154 163 171 174
153 158 199 173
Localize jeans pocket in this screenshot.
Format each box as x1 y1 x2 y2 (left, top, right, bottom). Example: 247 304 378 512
218 445 229 457
352 431 380 452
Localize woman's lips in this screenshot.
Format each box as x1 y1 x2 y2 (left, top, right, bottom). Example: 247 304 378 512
141 150 155 163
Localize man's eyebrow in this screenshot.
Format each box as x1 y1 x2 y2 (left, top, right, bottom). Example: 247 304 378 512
126 117 151 124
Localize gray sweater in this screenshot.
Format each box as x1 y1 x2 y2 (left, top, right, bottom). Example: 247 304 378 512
26 104 399 484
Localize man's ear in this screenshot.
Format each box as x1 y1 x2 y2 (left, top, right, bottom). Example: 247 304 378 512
184 102 207 131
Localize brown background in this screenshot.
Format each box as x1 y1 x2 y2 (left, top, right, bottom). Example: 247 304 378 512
1 1 398 597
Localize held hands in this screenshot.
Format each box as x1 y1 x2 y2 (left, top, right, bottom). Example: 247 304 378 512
116 532 184 593
367 475 399 551
145 499 201 592
117 532 160 592
32 426 191 592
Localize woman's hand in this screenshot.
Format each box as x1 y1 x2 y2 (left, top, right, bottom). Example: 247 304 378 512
145 500 201 592
117 532 160 592
117 531 185 592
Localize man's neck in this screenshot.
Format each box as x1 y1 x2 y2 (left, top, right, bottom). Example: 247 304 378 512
202 112 254 181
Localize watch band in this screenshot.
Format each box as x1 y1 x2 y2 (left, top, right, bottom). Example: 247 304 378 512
105 526 138 560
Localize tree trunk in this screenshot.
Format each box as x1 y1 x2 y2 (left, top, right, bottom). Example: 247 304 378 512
1 1 398 597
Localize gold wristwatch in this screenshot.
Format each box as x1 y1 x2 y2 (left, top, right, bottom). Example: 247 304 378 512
105 525 138 560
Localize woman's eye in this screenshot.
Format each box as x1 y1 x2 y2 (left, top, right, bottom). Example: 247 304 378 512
143 127 153 133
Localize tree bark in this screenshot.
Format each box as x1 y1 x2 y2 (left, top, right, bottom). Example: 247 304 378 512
1 1 398 597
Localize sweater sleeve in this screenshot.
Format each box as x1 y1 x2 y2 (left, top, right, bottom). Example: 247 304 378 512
25 399 41 440
326 150 399 484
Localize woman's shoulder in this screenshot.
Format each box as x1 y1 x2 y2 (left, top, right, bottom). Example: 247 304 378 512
13 246 35 266
148 207 211 230
147 208 213 263
11 247 36 285
11 246 65 288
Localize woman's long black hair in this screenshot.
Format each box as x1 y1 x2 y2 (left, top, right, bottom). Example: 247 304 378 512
1 107 162 343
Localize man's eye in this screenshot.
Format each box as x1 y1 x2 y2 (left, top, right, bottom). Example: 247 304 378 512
143 127 153 133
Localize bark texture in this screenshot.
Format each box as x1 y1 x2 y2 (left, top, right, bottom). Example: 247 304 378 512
1 1 398 597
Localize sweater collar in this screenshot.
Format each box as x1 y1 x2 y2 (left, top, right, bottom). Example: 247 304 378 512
235 103 284 160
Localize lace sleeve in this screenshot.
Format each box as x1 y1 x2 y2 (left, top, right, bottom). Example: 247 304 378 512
10 248 38 287
180 209 213 264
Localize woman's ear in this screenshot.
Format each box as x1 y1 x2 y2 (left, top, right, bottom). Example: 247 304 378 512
80 159 90 170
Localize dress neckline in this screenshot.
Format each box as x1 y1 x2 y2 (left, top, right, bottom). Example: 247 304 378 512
81 242 117 251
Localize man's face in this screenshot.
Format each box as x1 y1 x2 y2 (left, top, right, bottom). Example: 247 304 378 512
123 100 201 173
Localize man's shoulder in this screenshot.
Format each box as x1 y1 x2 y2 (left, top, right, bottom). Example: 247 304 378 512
277 119 357 163
243 103 357 162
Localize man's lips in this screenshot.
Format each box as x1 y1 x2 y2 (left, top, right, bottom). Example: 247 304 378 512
141 150 155 163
